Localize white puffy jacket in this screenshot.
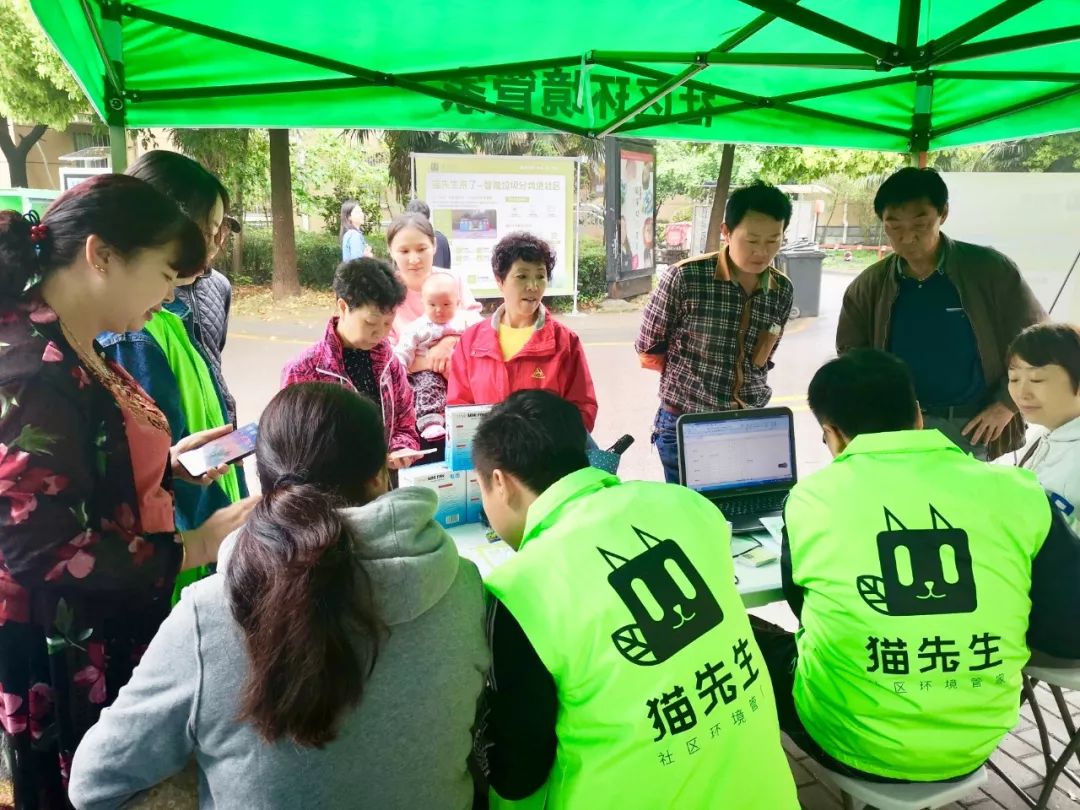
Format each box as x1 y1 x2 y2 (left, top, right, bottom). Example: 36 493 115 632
1020 414 1080 533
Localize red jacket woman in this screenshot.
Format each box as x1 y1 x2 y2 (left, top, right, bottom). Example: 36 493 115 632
447 233 597 431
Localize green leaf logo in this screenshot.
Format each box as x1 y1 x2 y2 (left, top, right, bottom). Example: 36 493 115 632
857 575 890 615
612 624 660 666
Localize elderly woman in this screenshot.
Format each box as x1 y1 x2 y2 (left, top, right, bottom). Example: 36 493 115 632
447 232 597 431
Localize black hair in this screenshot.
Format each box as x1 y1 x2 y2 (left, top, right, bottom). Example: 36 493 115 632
1009 323 1080 393
874 167 949 218
332 257 406 313
340 200 359 242
386 212 435 248
127 150 230 229
473 390 589 494
808 349 920 438
405 199 432 219
725 181 793 230
228 382 387 748
0 174 206 304
490 231 556 283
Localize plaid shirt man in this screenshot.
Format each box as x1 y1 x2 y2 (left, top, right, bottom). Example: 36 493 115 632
635 248 794 412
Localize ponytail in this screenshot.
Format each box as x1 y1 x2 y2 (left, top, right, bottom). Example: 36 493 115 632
0 212 40 304
226 481 384 748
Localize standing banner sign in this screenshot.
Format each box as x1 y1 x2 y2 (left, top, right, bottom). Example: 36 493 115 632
604 138 656 298
412 154 578 299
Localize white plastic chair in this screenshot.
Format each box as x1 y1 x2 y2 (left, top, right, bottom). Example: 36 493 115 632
819 766 988 810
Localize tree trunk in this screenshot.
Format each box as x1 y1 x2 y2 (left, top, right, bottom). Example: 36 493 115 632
0 118 49 188
704 143 736 252
231 183 244 278
268 129 300 300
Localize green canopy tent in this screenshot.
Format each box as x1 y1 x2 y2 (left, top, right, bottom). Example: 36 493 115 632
28 0 1080 168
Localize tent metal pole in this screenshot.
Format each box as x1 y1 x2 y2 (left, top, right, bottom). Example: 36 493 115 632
571 158 581 316
924 0 1043 64
937 25 1080 65
109 126 127 173
78 0 122 99
896 0 921 57
598 63 705 137
588 50 877 69
934 70 1080 82
83 0 127 170
736 0 898 63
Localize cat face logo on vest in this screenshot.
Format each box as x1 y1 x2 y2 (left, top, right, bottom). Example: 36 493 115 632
600 527 723 666
856 506 977 616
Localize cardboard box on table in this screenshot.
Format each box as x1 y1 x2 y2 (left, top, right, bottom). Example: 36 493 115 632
398 463 466 529
445 405 492 472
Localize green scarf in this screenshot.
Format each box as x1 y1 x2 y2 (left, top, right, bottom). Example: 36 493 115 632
144 309 241 600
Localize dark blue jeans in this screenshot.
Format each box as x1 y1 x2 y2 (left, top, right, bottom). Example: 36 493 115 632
651 407 680 484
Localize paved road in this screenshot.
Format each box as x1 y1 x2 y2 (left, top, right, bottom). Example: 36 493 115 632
223 272 850 487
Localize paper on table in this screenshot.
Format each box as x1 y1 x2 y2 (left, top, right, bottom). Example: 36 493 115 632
730 535 760 556
758 515 785 545
460 541 515 578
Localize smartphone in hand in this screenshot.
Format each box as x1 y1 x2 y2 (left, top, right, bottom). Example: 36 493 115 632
178 423 258 477
389 447 438 461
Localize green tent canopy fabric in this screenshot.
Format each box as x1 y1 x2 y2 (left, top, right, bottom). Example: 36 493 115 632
30 0 1080 152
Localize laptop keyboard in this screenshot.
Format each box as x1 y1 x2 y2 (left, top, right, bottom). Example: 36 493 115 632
720 492 787 517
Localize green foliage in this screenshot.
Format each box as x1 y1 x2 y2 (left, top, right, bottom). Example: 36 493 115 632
236 229 341 288
576 236 607 303
166 129 270 218
655 142 737 206
292 131 387 231
316 191 382 237
0 0 86 129
814 172 883 243
755 147 903 185
235 228 390 287
933 133 1080 173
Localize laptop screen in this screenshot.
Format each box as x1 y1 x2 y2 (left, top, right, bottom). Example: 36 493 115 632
681 413 794 495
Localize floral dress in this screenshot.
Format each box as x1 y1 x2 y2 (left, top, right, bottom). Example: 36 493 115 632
0 299 182 809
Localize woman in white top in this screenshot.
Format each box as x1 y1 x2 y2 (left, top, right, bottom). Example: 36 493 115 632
1008 322 1080 533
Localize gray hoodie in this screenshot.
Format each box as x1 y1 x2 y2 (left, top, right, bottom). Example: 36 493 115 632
69 487 489 810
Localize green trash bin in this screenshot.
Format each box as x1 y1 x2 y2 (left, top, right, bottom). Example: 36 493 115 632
777 240 826 318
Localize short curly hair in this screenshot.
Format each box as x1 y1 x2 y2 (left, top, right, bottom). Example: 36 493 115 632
490 232 556 283
332 257 406 313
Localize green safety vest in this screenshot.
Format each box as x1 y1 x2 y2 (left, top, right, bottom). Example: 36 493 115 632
144 309 241 601
485 467 798 810
786 429 1051 780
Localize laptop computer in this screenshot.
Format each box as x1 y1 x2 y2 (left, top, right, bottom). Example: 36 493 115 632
676 407 798 534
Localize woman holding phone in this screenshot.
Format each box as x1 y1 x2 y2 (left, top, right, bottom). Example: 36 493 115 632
100 150 251 598
281 257 421 469
0 176 253 806
70 383 488 809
